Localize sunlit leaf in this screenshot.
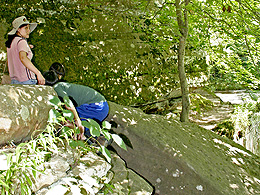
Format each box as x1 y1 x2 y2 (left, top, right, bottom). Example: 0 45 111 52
63 96 74 108
102 121 111 130
6 153 13 167
82 119 101 137
111 134 127 150
101 129 111 141
63 109 74 121
100 146 111 163
24 173 32 186
32 169 36 178
15 148 21 164
48 109 61 123
0 179 9 189
48 95 61 109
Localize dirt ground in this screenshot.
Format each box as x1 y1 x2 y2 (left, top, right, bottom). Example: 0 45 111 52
189 88 234 130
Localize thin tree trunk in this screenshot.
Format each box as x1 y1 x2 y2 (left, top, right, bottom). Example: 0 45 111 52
178 36 190 122
176 0 190 122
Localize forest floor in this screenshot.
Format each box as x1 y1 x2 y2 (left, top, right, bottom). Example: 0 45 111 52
188 88 235 130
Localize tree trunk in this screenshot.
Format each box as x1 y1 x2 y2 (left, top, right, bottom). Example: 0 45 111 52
176 0 190 122
178 36 190 122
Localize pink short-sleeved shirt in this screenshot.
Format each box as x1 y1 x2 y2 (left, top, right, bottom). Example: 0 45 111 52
7 37 36 82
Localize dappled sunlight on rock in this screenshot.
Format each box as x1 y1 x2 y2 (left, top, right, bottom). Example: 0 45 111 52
213 138 251 156
0 85 56 145
107 101 260 194
229 183 239 189
8 88 19 104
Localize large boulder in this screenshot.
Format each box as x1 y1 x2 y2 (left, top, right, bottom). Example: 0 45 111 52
0 85 56 145
107 101 260 195
0 144 153 194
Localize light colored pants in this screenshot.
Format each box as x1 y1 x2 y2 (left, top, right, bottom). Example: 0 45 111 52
11 79 37 85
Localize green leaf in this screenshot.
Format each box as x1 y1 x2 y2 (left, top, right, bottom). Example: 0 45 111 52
69 140 78 148
69 140 85 148
0 179 9 190
32 170 37 178
81 120 90 128
82 119 101 137
111 134 127 150
75 127 80 134
60 126 72 136
63 96 74 108
24 173 32 186
101 129 111 141
100 146 111 163
15 148 21 164
48 109 61 123
102 121 111 130
6 153 13 166
17 143 27 148
20 182 27 195
77 140 85 148
63 109 74 121
49 95 61 108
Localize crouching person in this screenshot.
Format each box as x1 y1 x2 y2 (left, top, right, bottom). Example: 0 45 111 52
53 82 109 143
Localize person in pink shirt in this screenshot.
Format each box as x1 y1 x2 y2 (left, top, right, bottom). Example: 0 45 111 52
5 16 45 85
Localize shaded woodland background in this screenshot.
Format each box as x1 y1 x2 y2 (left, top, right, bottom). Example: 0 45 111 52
0 0 260 108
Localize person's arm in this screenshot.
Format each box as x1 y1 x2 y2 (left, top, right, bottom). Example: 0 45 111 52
65 103 85 140
19 51 45 85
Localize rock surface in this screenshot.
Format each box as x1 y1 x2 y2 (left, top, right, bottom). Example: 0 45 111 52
107 101 260 195
0 85 153 194
0 85 56 145
0 146 153 195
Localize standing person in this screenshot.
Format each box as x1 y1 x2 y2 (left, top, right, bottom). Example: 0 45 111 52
53 82 109 141
5 16 45 85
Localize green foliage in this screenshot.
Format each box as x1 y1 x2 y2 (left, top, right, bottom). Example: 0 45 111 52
0 0 195 107
190 93 214 114
212 120 235 140
0 127 62 194
102 182 115 195
1 0 260 110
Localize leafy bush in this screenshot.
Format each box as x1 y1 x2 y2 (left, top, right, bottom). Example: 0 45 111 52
211 120 235 140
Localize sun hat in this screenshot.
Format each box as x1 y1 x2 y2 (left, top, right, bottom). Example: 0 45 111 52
8 16 37 35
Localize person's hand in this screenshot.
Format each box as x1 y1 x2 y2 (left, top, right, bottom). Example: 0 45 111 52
64 121 74 129
76 132 86 141
37 72 45 85
29 44 34 49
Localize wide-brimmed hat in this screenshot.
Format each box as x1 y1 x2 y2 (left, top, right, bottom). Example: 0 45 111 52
8 16 37 35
